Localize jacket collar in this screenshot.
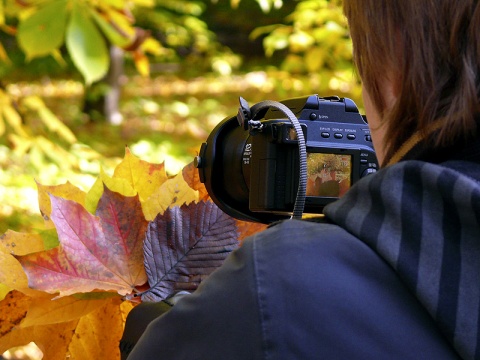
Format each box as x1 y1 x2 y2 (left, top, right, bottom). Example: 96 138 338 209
386 115 480 166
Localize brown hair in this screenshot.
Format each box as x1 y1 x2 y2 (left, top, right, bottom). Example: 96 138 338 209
343 0 480 164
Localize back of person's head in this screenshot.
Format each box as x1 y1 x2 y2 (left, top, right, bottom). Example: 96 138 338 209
343 0 480 164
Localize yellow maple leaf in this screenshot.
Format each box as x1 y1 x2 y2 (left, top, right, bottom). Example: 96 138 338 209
0 230 45 256
36 180 87 228
113 147 168 200
19 295 112 328
0 291 128 359
142 172 199 221
67 297 125 358
0 251 28 292
85 168 136 213
0 248 39 299
85 147 169 213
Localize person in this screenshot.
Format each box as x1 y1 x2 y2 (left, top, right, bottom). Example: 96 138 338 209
122 0 480 358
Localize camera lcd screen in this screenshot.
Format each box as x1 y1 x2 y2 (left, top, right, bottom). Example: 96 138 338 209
306 153 351 197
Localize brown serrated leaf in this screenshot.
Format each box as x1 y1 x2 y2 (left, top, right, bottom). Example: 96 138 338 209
140 201 238 302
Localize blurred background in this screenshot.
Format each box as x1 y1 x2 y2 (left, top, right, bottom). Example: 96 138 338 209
0 0 361 235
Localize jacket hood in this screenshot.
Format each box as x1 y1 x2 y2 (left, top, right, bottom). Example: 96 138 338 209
324 159 480 360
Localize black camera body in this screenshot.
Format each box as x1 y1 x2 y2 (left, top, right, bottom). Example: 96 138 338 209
195 95 378 223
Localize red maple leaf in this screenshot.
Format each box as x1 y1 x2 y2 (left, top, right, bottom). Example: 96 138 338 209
17 187 148 297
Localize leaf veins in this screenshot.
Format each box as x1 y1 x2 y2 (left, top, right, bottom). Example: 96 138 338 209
17 187 147 297
141 200 238 302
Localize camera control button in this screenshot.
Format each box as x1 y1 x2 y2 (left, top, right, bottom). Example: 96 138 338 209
334 133 343 139
360 158 368 164
347 134 356 140
361 168 377 177
365 135 372 142
321 132 330 138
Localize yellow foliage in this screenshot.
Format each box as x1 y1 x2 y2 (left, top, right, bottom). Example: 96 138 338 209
0 251 29 295
142 172 198 221
23 96 77 145
0 230 45 256
19 295 111 328
113 148 169 201
36 181 87 228
0 147 266 358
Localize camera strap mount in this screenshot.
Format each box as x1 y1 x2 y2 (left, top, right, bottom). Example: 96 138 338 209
236 97 308 220
247 120 264 135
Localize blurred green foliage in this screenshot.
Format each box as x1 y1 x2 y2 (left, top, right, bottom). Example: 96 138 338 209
0 0 361 234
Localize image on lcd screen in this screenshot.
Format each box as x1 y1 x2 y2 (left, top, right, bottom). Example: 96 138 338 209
306 153 351 197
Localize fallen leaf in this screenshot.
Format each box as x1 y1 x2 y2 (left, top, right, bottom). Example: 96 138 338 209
1 152 269 358
1 322 78 360
142 172 198 221
182 161 209 201
0 285 8 301
36 181 87 227
113 147 168 200
18 189 147 297
96 185 148 287
0 251 29 296
0 291 31 341
140 200 238 302
20 295 111 328
85 148 169 213
32 321 78 360
85 169 136 213
236 219 267 243
0 292 124 360
0 230 45 255
67 297 124 359
0 292 78 359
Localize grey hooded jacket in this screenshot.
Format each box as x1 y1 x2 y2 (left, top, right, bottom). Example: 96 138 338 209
126 138 480 359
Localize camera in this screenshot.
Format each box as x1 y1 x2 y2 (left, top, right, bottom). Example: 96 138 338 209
195 94 378 224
